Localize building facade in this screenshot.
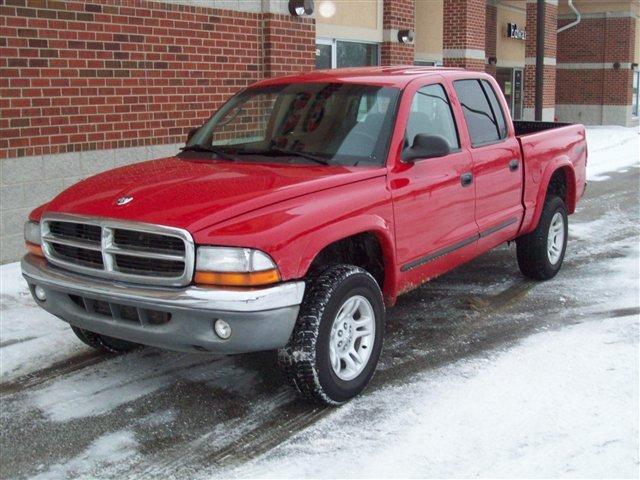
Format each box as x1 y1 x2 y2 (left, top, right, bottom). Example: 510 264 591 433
1 0 639 262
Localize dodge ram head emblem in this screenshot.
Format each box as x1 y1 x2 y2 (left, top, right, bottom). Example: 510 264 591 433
116 196 133 206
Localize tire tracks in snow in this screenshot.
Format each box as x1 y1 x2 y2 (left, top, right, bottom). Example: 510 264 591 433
0 350 115 396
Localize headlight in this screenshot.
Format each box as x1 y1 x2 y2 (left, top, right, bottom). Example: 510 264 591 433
194 247 280 286
24 221 44 257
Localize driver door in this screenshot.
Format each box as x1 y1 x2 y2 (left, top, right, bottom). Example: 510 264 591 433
389 80 477 283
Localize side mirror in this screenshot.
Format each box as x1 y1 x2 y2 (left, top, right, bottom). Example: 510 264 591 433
401 134 451 163
186 127 198 143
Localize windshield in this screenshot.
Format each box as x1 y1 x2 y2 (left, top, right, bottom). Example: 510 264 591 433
182 83 400 166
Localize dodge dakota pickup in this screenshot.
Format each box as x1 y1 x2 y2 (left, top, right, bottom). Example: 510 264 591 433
22 67 587 404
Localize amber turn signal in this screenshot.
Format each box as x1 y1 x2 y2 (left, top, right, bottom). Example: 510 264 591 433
25 241 44 258
194 269 281 287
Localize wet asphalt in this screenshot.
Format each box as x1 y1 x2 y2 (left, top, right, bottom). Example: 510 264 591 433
1 167 638 479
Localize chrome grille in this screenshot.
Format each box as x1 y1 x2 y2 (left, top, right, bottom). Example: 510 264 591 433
41 214 195 287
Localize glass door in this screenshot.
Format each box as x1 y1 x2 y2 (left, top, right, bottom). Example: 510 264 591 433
512 69 523 120
495 67 523 120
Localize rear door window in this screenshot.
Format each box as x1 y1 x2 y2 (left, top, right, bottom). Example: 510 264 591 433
453 79 506 147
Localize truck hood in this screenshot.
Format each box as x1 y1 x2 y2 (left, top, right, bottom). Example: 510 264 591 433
44 156 385 233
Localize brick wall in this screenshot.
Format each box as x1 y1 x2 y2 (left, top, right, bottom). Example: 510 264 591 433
0 0 316 161
485 4 497 77
556 16 636 107
263 13 315 78
442 0 485 71
381 0 414 66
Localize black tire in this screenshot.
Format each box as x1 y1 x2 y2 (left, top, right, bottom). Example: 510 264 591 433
277 265 385 405
516 195 568 280
71 326 140 353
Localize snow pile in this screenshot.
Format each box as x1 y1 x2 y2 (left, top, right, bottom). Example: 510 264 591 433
585 126 639 181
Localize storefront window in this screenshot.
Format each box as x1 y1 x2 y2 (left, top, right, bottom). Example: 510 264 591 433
337 41 378 68
315 39 379 69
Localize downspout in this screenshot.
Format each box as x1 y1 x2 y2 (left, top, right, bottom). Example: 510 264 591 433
557 0 581 34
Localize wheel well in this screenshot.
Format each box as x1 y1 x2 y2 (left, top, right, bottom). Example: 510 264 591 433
307 232 385 290
547 169 568 204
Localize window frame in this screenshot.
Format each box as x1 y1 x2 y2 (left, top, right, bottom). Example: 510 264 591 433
453 78 510 149
404 83 462 156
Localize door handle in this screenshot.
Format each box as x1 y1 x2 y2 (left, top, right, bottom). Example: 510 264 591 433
508 159 520 171
460 172 473 187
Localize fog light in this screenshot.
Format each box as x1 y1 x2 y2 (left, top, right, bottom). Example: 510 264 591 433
214 319 232 340
34 285 46 302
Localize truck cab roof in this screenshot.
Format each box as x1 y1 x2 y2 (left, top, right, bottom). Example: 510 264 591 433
253 66 468 89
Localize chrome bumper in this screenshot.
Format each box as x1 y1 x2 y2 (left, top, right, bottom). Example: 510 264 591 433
21 254 305 354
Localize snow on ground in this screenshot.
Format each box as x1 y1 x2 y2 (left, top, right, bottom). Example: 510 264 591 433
585 126 639 181
226 315 638 479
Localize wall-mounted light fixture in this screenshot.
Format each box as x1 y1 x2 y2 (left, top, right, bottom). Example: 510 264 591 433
397 29 414 44
631 63 638 70
488 56 497 65
613 61 621 70
288 0 314 16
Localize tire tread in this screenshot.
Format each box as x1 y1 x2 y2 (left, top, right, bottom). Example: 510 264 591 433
277 264 383 405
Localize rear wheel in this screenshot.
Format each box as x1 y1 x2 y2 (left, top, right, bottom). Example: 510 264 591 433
71 326 140 353
516 195 568 280
277 264 385 405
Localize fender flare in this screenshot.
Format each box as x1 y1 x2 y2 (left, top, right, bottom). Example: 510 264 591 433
526 160 577 234
296 214 398 304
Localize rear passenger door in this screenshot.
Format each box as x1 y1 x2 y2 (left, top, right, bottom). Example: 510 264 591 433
452 78 523 246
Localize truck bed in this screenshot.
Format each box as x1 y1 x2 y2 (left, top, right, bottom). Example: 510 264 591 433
513 120 571 136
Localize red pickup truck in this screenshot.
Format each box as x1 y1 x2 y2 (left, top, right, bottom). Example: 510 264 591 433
22 67 587 405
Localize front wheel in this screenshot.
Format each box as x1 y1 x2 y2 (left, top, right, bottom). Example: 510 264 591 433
277 265 385 405
516 195 568 280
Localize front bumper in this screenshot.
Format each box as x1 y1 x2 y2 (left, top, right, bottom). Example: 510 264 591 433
21 254 305 354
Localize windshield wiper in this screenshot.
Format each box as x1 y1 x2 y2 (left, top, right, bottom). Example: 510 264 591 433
237 147 331 166
180 144 236 161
